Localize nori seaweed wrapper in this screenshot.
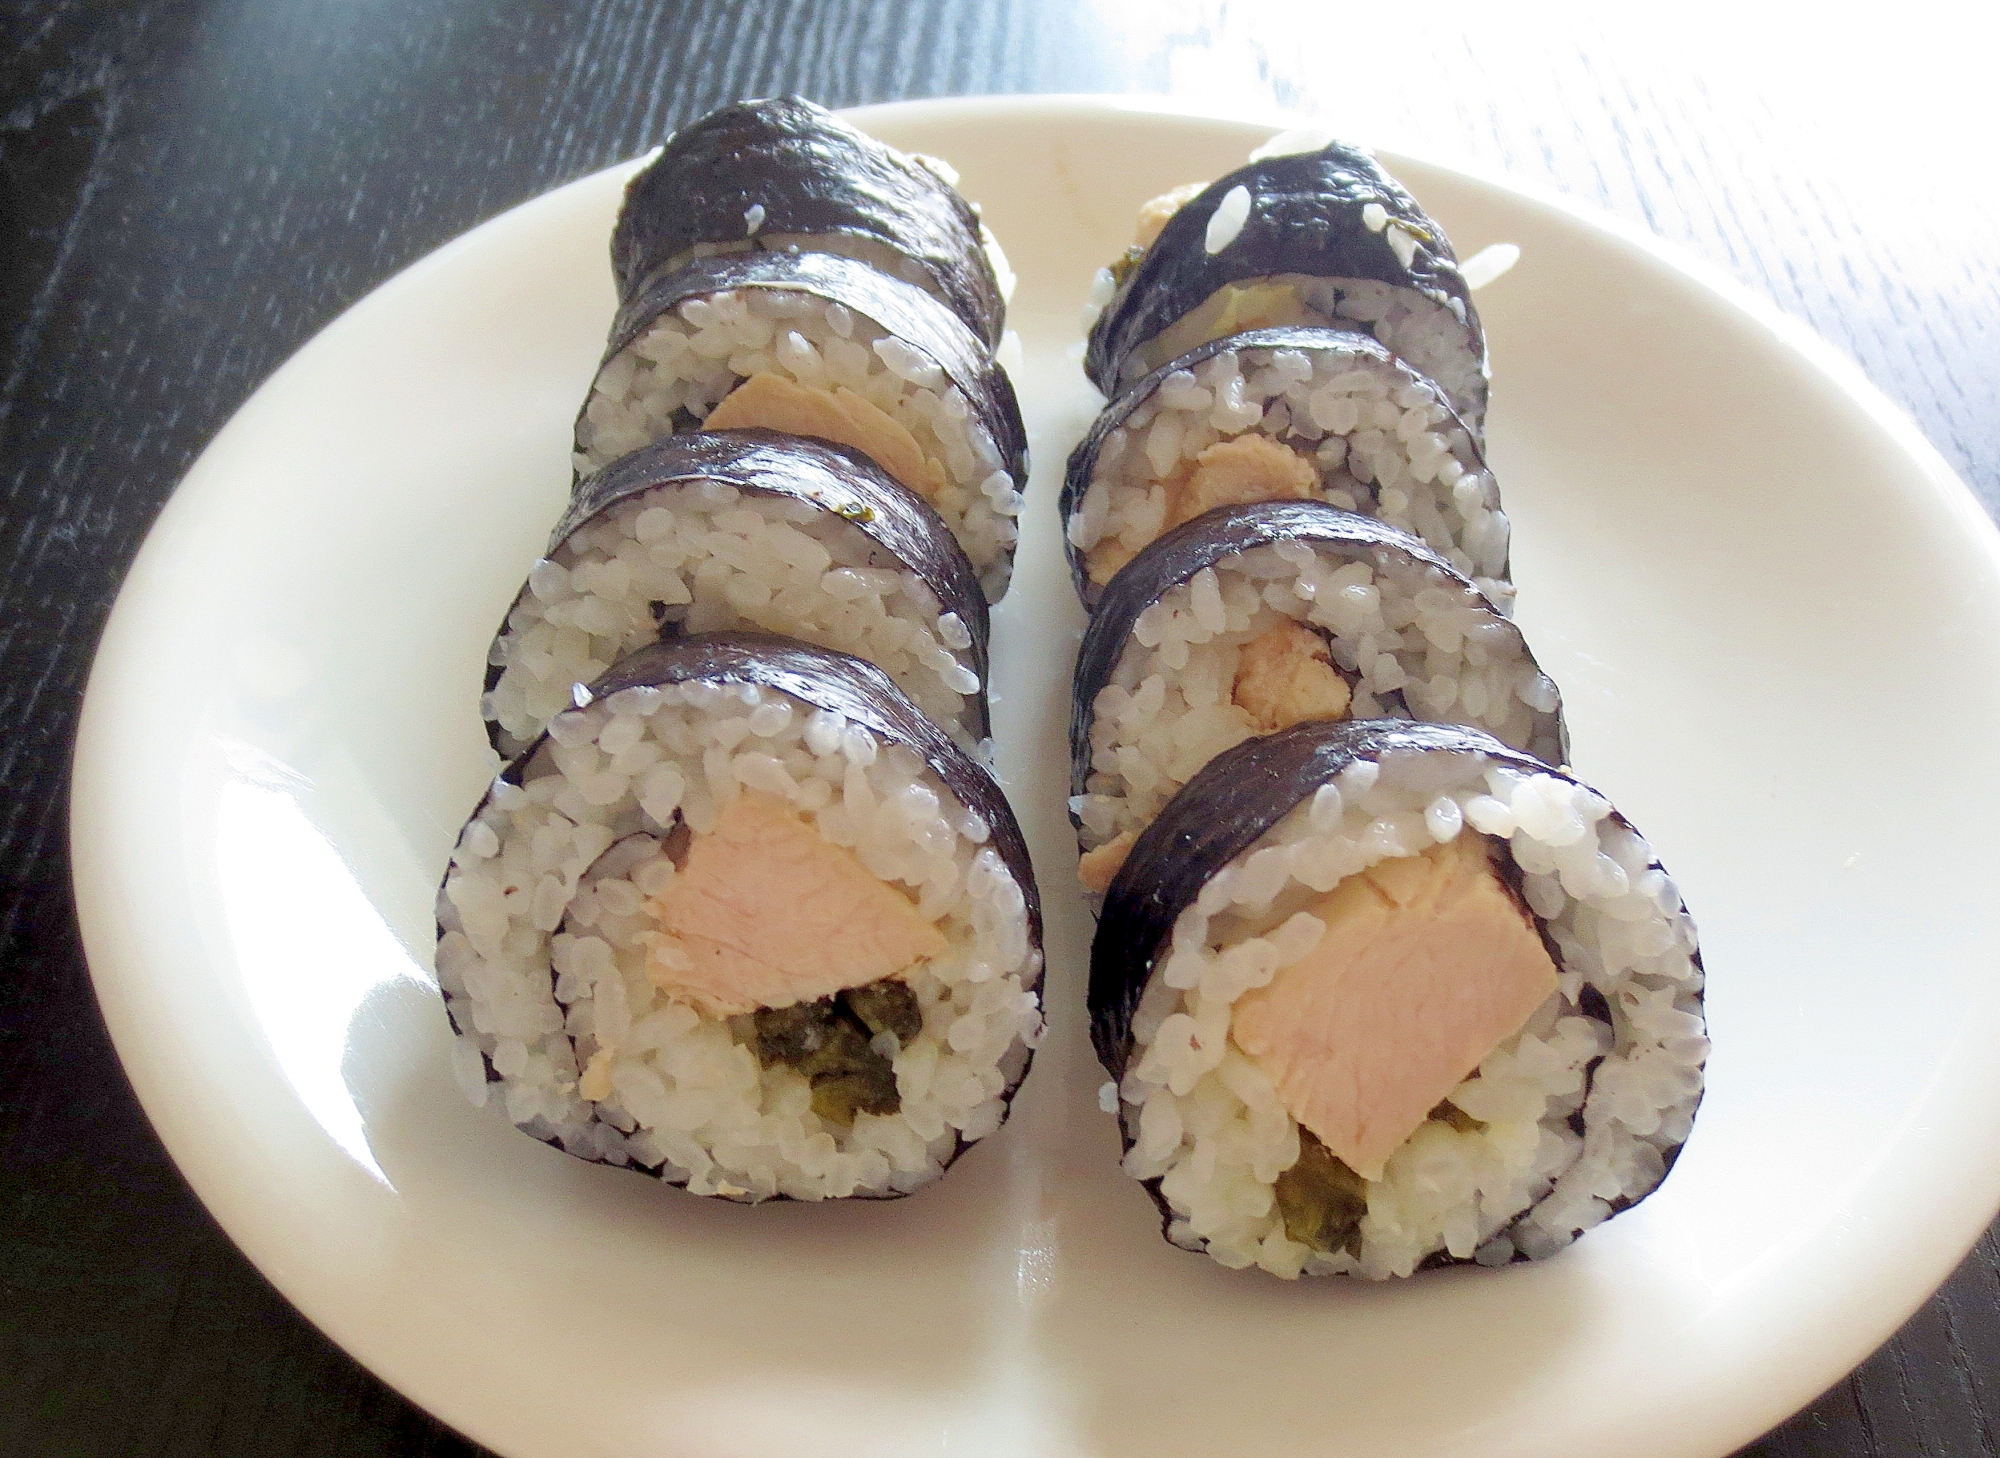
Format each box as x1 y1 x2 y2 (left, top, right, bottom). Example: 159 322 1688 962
484 429 992 754
443 630 1044 1199
1083 142 1486 426
1089 718 1702 1264
614 97 1006 349
580 249 1027 515
1060 325 1500 608
1067 500 1565 796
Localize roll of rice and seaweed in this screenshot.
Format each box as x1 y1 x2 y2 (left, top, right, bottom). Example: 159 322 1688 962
1082 136 1488 436
1092 720 1705 1278
483 430 990 759
438 632 1044 1202
580 175 1027 599
1069 500 1564 897
1062 327 1509 611
613 96 1013 353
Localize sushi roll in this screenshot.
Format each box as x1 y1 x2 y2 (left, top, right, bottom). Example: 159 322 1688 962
437 631 1044 1202
575 250 1028 600
614 96 1012 351
483 430 990 759
1062 327 1509 612
1081 139 1487 434
1070 501 1564 894
1093 719 1705 1278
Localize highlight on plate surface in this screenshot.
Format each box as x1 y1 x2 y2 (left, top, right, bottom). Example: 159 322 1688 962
432 96 1707 1276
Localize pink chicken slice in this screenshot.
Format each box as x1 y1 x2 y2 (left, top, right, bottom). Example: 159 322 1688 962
1230 834 1558 1181
1230 618 1352 734
703 372 948 501
644 792 946 1017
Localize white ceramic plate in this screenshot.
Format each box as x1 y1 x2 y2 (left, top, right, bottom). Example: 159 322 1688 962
73 96 2000 1458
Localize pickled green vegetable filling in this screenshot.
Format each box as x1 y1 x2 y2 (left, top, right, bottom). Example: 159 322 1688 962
743 977 922 1127
1274 1103 1486 1254
1274 1128 1368 1255
1107 244 1148 288
843 978 924 1043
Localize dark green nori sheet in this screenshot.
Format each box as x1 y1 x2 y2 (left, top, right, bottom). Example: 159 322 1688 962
1090 718 1703 1263
1059 325 1498 607
484 429 992 753
444 630 1043 1199
1067 500 1566 803
1081 142 1485 424
583 249 1026 511
613 97 1005 349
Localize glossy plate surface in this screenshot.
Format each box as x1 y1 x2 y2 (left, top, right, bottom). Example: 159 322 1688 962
72 96 2000 1458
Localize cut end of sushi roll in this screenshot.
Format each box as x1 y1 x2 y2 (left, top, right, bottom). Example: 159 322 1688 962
1062 327 1508 611
483 430 990 760
1081 142 1487 432
614 96 1010 349
440 632 1043 1203
1092 720 1705 1278
1068 500 1564 866
577 251 1027 600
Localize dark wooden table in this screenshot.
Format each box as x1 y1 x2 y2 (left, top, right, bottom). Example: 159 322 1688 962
5 3 1996 1454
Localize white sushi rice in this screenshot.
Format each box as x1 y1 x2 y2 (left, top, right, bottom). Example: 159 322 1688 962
576 287 1023 599
1116 746 1705 1278
1072 546 1562 851
482 480 984 759
1084 271 1485 430
437 677 1043 1201
1066 340 1509 610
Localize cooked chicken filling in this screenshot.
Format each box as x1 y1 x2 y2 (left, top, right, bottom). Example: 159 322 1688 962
1230 618 1352 734
1076 829 1138 893
643 791 946 1017
1134 182 1209 249
1229 834 1558 1181
704 371 949 501
1140 280 1332 386
1087 434 1321 585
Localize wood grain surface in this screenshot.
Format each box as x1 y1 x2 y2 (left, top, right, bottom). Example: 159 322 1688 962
3 3 1995 1454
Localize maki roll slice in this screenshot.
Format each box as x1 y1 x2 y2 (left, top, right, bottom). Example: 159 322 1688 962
1070 501 1564 895
1062 327 1509 612
575 250 1028 600
1082 139 1488 435
1094 720 1706 1278
483 431 990 759
614 96 1012 352
437 632 1044 1202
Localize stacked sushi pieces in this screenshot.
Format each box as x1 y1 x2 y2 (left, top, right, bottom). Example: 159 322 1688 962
436 100 1043 1204
1069 136 1708 1277
576 96 1027 601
